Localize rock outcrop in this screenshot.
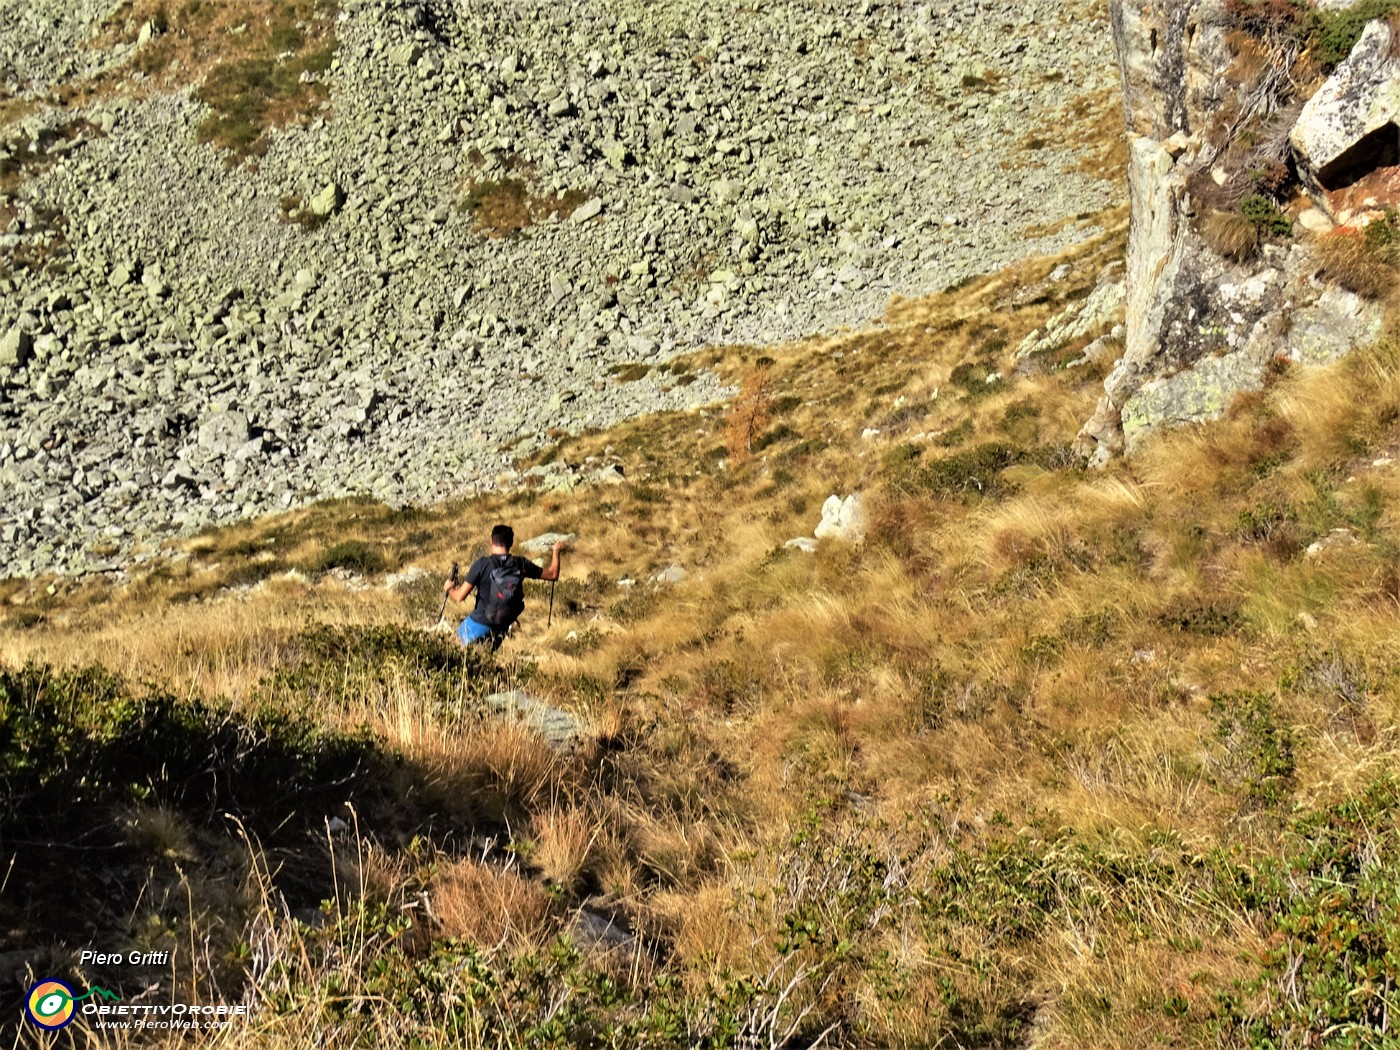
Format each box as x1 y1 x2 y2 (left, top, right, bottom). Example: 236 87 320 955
1076 0 1393 465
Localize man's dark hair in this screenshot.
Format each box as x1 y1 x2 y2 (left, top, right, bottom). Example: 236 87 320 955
491 524 514 550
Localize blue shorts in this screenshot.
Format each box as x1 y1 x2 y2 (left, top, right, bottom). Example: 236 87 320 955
458 617 505 650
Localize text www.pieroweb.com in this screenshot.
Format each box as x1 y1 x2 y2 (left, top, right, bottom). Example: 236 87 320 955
87 1003 250 1030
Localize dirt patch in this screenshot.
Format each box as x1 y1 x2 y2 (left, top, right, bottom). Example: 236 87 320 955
458 153 590 237
1326 162 1400 219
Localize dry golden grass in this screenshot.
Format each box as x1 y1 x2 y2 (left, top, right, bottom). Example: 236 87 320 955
430 858 554 948
459 174 591 237
1200 207 1260 262
12 214 1400 1046
412 720 566 827
0 575 389 701
1314 228 1399 300
528 805 599 889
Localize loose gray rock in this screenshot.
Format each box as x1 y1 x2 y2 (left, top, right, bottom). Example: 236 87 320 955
0 0 1121 575
519 531 576 554
197 411 251 457
655 564 686 585
0 326 32 368
482 690 581 748
570 197 603 223
309 182 344 217
388 42 422 66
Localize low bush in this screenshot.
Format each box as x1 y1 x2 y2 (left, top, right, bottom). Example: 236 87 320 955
1225 0 1400 70
1155 595 1245 637
1311 0 1400 67
1239 194 1293 238
948 360 1004 401
309 539 385 575
195 46 334 159
0 662 386 845
898 441 1030 500
936 417 976 447
752 422 799 452
1207 690 1296 808
1214 778 1400 1042
254 623 501 717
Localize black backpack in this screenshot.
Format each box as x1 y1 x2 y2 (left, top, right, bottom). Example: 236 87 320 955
477 556 525 628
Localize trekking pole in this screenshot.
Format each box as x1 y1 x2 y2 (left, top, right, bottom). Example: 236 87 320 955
547 578 556 628
436 561 460 625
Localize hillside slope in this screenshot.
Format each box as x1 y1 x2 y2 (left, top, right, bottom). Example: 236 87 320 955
5 222 1400 1048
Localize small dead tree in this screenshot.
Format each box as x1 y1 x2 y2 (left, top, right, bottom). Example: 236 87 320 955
725 367 774 462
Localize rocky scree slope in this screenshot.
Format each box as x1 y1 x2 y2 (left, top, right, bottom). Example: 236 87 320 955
0 0 1117 576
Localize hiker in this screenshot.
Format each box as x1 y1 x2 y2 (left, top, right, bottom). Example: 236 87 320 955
443 524 564 651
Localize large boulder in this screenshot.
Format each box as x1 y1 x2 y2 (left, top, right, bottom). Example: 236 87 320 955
309 182 344 218
814 494 866 543
1291 19 1400 216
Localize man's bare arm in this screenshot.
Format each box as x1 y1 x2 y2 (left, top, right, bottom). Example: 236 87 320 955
540 541 565 582
444 578 475 602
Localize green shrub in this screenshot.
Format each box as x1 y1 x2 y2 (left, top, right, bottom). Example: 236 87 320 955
937 418 976 448
1235 500 1297 542
1207 690 1295 808
907 441 1029 500
254 623 500 718
221 559 285 588
882 443 923 472
608 587 659 625
1364 207 1400 251
1155 596 1244 637
752 423 798 452
195 45 334 159
948 361 1004 400
1225 0 1400 70
776 437 829 463
0 663 385 840
1239 195 1293 239
1312 0 1400 67
1214 778 1400 1043
310 539 385 575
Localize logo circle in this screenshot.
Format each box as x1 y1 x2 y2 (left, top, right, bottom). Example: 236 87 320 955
26 980 76 1029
